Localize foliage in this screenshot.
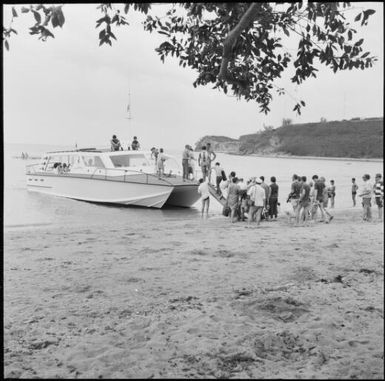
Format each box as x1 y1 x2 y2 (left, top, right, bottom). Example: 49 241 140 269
320 117 327 123
274 119 382 157
199 118 383 158
3 3 378 115
282 118 293 127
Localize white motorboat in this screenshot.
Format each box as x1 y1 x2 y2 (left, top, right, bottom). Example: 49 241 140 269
25 148 200 208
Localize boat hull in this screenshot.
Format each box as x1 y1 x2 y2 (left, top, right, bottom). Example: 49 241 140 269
166 184 201 207
26 174 173 208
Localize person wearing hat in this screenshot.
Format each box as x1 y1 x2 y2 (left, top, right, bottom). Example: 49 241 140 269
247 177 265 226
373 173 383 221
111 134 123 151
131 136 140 150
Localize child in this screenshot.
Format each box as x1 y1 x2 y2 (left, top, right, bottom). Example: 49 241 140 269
197 178 210 218
352 178 358 207
328 180 336 208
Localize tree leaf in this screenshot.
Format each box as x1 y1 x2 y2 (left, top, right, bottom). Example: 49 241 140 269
33 10 41 23
12 7 18 18
51 14 59 28
21 6 30 13
158 30 170 37
56 8 65 27
363 9 376 17
354 13 362 22
5 40 9 51
355 38 364 46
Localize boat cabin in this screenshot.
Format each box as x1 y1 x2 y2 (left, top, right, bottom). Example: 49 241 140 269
39 149 181 177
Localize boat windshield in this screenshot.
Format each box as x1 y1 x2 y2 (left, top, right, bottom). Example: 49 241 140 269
110 154 150 168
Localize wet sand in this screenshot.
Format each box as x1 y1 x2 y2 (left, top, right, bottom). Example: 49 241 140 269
4 208 384 379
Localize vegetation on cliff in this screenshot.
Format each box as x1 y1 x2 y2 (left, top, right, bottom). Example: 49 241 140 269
196 117 383 159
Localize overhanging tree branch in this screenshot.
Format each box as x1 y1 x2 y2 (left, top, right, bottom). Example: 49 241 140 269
218 3 261 90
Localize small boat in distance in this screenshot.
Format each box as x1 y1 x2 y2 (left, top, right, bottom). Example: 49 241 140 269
13 152 42 160
26 148 200 208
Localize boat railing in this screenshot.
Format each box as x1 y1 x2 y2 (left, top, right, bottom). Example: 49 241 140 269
26 163 175 186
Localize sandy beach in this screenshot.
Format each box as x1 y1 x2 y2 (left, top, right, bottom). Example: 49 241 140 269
4 207 384 379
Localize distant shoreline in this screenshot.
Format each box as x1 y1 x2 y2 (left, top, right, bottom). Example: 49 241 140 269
220 152 383 163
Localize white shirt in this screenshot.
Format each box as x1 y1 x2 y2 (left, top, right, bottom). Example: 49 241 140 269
198 180 210 200
248 184 265 207
238 181 248 191
359 181 373 199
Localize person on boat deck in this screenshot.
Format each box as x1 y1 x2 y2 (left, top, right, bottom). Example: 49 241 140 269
151 147 159 174
157 148 166 178
188 146 196 180
182 144 191 181
206 142 217 182
131 136 140 150
198 145 210 181
111 135 123 151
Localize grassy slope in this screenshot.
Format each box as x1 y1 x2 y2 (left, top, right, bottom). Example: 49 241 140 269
201 119 383 158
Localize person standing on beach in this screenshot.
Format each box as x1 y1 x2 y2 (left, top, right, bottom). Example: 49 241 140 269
310 175 322 220
314 177 334 223
227 177 241 223
269 176 279 220
288 174 302 222
358 174 373 221
220 171 235 199
298 176 311 226
352 178 359 207
373 173 383 221
247 177 265 226
182 145 191 181
198 145 210 181
259 176 270 220
206 142 217 182
198 178 210 218
328 180 336 208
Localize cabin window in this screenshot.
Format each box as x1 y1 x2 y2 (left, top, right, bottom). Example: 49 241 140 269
110 154 149 168
81 156 105 168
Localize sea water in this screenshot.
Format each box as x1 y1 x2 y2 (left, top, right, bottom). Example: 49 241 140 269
4 143 383 229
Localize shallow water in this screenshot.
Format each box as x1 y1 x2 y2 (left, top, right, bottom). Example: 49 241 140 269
4 143 383 228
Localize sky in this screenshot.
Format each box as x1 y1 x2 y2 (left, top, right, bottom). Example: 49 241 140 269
3 3 383 150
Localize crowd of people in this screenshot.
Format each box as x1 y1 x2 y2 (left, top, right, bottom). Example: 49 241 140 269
194 143 383 225
198 170 383 225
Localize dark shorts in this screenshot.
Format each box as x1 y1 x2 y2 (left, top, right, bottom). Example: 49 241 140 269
375 197 383 208
362 198 371 207
300 200 311 208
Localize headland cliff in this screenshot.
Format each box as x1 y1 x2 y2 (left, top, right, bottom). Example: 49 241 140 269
195 117 383 159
